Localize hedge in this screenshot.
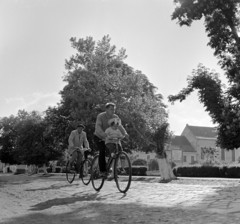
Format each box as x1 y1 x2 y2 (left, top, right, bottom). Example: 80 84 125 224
132 159 147 166
173 164 240 178
125 166 147 176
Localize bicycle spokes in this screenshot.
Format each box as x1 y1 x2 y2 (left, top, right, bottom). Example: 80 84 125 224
91 155 104 191
66 161 76 184
114 151 132 193
81 159 92 185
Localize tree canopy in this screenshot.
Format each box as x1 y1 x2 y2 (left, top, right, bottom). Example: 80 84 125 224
0 35 170 164
169 0 240 150
58 35 170 152
0 110 62 165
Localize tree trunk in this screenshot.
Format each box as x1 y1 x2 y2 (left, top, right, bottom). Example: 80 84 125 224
42 164 48 174
156 154 177 183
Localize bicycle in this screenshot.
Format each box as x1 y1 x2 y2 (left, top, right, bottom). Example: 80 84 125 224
66 148 92 185
91 137 132 193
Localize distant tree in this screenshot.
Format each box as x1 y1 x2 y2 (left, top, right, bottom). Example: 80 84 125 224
14 111 62 166
169 0 240 150
0 115 19 164
0 110 62 170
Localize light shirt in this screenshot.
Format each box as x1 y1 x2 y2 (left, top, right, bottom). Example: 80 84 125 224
68 130 89 154
105 127 123 145
94 112 127 139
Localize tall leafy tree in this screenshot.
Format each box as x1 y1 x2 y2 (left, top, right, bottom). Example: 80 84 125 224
169 0 240 150
59 35 169 153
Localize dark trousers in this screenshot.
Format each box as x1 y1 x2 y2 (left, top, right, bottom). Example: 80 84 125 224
94 135 106 172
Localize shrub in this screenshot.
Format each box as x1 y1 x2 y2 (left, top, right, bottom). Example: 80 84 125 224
125 166 147 176
173 164 240 178
149 159 159 171
132 159 147 166
55 167 61 173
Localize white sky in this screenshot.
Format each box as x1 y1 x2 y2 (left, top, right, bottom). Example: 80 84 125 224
0 0 227 135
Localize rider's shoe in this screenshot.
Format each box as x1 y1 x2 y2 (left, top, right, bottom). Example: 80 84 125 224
99 171 107 178
107 174 114 181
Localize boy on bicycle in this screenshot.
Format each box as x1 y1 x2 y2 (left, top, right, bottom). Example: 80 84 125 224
105 118 123 151
105 118 124 180
68 123 91 176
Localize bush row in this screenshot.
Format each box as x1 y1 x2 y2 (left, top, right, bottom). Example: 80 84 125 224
48 166 147 176
173 164 240 178
125 166 147 176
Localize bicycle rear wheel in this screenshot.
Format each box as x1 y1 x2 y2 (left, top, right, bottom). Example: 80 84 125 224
91 155 104 191
66 161 76 184
114 151 132 193
81 158 92 185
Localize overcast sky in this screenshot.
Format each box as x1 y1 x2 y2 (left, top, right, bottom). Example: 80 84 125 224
0 0 227 135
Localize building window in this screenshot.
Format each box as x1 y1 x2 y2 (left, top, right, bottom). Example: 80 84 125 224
232 149 235 162
221 148 225 161
183 156 187 162
191 156 194 163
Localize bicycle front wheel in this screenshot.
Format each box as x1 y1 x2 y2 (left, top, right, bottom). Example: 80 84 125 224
66 161 76 184
114 151 132 193
91 155 104 191
81 159 92 185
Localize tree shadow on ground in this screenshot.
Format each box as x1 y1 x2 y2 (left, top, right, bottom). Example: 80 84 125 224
25 183 79 192
0 174 67 188
2 201 240 224
202 184 240 215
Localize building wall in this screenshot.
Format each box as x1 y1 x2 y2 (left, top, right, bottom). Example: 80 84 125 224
166 148 197 166
181 126 198 158
129 151 156 163
196 138 217 162
215 148 240 163
182 126 218 162
182 152 197 165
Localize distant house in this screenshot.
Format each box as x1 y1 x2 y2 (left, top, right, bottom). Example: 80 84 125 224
166 135 197 166
181 124 239 163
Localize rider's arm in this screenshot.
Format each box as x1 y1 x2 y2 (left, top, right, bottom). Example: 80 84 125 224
95 114 107 138
83 132 90 149
105 128 111 139
68 131 74 149
118 124 128 137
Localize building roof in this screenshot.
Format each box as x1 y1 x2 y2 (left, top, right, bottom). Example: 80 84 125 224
170 136 196 152
186 125 217 139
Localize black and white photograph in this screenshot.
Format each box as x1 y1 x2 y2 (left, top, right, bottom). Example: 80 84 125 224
1 0 240 223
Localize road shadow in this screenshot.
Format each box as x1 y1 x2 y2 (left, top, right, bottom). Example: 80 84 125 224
0 174 67 188
29 192 101 211
3 201 240 224
25 183 79 191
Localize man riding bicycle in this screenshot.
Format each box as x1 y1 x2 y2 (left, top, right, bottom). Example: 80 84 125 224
94 102 129 178
68 123 91 176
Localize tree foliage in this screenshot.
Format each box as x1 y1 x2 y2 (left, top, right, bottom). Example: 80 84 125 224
169 0 240 150
58 35 169 152
0 35 171 164
0 110 62 165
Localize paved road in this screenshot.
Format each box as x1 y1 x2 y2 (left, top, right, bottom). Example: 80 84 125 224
1 174 240 224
